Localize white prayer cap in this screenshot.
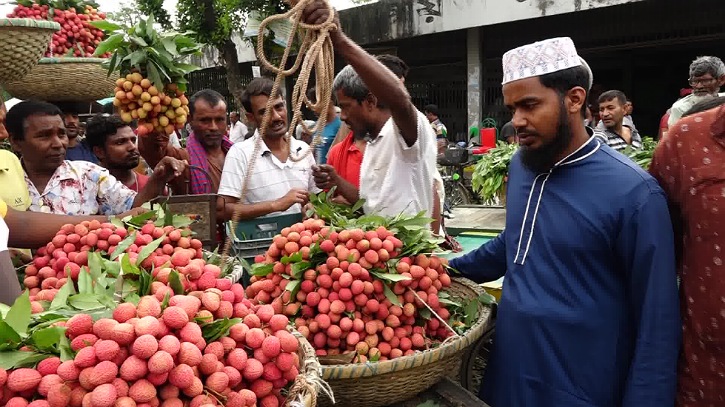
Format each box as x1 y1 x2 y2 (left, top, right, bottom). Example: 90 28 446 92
502 37 593 90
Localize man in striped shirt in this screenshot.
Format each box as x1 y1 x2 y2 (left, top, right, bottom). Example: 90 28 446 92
594 90 642 151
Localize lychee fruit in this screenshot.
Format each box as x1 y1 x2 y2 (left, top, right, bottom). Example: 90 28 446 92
92 318 119 340
66 313 93 338
129 379 157 403
120 355 149 381
178 341 203 366
148 350 174 374
159 335 181 356
90 360 118 386
90 383 117 407
70 333 99 351
132 334 159 359
134 315 161 337
262 336 281 358
113 302 137 323
112 323 136 346
246 328 265 349
7 368 42 393
73 346 97 368
94 339 121 361
205 371 229 392
57 360 81 381
37 357 61 375
162 306 189 329
169 364 194 389
243 358 264 381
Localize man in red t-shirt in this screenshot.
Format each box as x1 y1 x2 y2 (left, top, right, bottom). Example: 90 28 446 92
326 130 364 191
85 114 152 192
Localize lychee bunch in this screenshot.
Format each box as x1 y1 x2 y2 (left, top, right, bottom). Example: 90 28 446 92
114 73 190 136
0 295 302 406
24 220 210 311
248 220 454 362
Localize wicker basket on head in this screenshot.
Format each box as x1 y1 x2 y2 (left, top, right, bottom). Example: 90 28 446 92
3 57 116 101
317 277 492 407
0 18 60 83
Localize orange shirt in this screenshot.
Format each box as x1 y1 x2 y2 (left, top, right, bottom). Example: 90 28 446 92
326 132 362 189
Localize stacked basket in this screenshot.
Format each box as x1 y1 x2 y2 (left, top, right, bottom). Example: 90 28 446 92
3 57 116 101
0 18 59 83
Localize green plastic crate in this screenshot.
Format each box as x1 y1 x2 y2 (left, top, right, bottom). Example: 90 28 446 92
226 213 303 286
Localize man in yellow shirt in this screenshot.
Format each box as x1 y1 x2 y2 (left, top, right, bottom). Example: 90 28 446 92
0 149 30 212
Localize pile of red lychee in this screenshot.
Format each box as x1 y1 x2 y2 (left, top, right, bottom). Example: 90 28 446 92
247 219 455 363
1 294 302 407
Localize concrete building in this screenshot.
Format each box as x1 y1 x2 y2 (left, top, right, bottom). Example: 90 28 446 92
338 0 725 139
186 0 725 139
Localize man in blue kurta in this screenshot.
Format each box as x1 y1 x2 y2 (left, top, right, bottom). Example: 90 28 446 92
451 37 681 407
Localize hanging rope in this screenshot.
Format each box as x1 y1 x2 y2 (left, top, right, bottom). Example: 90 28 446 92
221 0 337 261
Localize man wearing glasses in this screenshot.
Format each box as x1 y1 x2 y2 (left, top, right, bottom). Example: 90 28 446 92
668 56 725 127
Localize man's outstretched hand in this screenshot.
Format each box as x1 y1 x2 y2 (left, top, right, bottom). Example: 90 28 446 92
153 157 187 183
312 164 339 190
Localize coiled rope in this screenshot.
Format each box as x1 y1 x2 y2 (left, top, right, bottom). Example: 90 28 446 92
220 1 336 263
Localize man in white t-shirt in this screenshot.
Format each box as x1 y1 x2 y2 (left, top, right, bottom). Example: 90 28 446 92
306 8 437 220
217 78 320 221
228 111 248 144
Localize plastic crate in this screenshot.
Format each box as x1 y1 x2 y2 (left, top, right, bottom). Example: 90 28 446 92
227 213 303 287
228 213 303 256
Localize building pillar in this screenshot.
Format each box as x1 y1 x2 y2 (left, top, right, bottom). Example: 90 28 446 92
466 27 483 139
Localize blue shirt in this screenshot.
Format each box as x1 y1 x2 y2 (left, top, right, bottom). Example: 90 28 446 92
66 139 99 164
451 136 680 407
316 116 341 165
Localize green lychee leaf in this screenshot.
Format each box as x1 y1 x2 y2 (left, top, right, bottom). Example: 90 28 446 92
161 292 171 309
0 350 47 369
383 284 401 307
370 272 412 283
0 321 22 345
59 336 74 361
250 263 274 277
77 267 93 294
5 291 31 335
120 254 140 276
31 326 66 351
138 269 153 296
50 281 75 310
168 270 185 295
202 318 242 342
88 252 104 282
68 293 105 311
137 234 166 267
290 262 310 279
284 280 301 298
112 232 137 261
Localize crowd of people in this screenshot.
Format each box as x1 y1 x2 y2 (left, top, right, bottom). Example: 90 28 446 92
0 0 724 405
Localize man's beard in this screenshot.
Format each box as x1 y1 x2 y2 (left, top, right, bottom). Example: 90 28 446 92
519 100 574 173
112 160 140 171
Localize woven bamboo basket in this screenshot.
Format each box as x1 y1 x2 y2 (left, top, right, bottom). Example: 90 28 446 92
3 57 116 101
317 277 492 407
0 18 59 83
286 330 330 407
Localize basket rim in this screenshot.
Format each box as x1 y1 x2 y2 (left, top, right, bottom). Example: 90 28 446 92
38 57 109 64
0 18 60 30
319 277 493 379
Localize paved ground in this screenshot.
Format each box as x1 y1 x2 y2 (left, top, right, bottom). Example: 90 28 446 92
445 206 505 236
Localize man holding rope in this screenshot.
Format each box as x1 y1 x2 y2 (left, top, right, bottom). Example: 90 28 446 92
306 4 437 222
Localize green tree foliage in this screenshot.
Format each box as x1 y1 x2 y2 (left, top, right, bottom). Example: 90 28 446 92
130 0 287 109
135 0 173 30
106 4 144 27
